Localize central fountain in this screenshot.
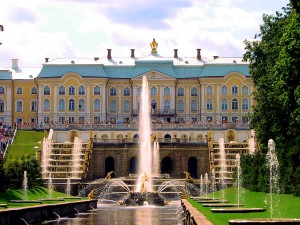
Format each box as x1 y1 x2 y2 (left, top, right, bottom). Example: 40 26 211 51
121 75 165 206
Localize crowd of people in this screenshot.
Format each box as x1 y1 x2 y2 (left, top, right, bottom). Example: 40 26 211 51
0 123 14 159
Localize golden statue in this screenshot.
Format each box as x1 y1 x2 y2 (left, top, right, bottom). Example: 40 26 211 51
88 189 96 199
105 171 114 179
150 38 158 53
183 171 193 181
140 172 149 193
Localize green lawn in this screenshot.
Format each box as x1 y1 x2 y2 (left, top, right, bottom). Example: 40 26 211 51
4 130 45 160
188 187 300 225
0 186 84 208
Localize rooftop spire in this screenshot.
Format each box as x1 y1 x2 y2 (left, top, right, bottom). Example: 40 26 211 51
150 38 158 54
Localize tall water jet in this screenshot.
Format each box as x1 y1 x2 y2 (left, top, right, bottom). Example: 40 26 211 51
248 130 256 154
48 173 53 198
267 139 280 219
200 175 203 196
66 177 71 196
153 141 160 176
218 138 227 200
235 154 242 206
211 169 216 200
204 173 209 198
23 171 28 200
136 76 153 193
72 137 82 178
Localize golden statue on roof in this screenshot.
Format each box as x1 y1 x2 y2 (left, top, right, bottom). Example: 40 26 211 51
150 38 158 53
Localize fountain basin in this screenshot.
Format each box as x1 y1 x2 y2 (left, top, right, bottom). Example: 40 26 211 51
211 207 266 213
121 192 164 206
203 203 243 207
228 218 300 224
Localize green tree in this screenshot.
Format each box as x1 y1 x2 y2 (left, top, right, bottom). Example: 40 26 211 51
21 156 43 188
243 2 300 195
0 160 6 191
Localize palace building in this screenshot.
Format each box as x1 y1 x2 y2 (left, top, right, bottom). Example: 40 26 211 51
0 39 255 180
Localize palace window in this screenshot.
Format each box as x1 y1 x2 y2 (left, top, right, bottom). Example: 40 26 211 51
124 100 130 112
164 100 170 111
31 100 37 112
78 99 85 111
31 87 37 94
43 99 50 111
58 116 65 124
221 99 228 110
16 100 23 112
0 100 4 112
44 117 50 124
164 87 170 96
69 99 75 111
79 116 85 124
232 98 238 110
206 98 213 110
94 99 101 111
222 116 228 123
78 86 85 95
178 100 184 112
207 116 213 122
191 100 198 112
94 116 100 124
124 87 130 96
206 86 213 95
232 85 238 94
110 100 116 112
232 116 238 123
177 87 184 96
44 86 50 95
0 87 4 94
221 85 228 95
59 86 65 95
242 116 249 123
68 116 75 124
191 87 198 96
242 85 249 95
17 87 23 94
242 98 249 110
69 86 75 95
110 87 116 96
94 86 100 95
58 99 65 111
151 86 157 95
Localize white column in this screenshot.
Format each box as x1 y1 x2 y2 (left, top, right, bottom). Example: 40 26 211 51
53 85 57 122
201 84 205 121
216 84 220 121
118 85 122 119
86 84 90 123
160 85 163 110
133 85 137 110
185 85 189 113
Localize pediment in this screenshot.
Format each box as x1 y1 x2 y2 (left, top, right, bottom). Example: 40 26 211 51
132 70 176 81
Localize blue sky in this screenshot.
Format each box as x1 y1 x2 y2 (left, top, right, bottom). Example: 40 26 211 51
0 0 290 67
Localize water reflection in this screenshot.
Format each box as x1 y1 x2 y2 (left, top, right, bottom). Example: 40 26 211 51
41 201 182 225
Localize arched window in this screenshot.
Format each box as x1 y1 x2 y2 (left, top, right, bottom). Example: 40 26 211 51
191 87 197 96
69 99 75 110
58 99 65 111
206 86 213 95
110 87 116 96
110 100 116 112
94 86 100 95
206 98 213 110
31 100 37 112
221 99 228 110
151 86 157 95
124 87 130 96
69 86 75 95
164 87 170 96
59 86 65 95
242 85 249 95
221 85 228 94
31 87 37 94
44 99 50 111
191 100 198 112
242 98 249 110
232 98 238 110
16 100 23 112
164 100 170 110
124 100 130 112
94 99 100 111
78 99 85 111
0 87 4 94
44 86 50 95
177 87 184 96
178 100 184 112
78 86 85 95
17 87 23 94
232 85 238 94
0 100 4 112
